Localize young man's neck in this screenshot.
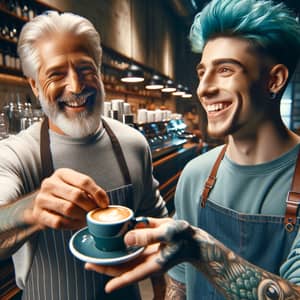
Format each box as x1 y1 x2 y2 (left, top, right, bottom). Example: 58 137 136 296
226 124 300 165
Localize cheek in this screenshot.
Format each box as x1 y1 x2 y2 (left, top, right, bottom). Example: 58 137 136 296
41 81 65 103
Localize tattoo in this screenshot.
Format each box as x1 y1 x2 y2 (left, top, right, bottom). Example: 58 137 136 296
0 194 39 258
165 275 186 300
191 229 300 299
155 220 300 299
156 220 198 269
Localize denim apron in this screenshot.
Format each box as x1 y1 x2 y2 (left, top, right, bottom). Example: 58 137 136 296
189 145 300 299
22 118 141 300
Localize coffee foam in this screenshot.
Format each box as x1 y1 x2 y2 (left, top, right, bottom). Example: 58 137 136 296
91 206 131 223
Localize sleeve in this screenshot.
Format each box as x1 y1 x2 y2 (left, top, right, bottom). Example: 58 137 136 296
280 228 300 284
0 141 28 204
167 173 189 283
0 129 41 205
167 211 188 283
135 144 168 218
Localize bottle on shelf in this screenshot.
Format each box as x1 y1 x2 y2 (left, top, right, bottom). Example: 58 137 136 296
21 0 29 20
7 0 17 15
9 25 18 43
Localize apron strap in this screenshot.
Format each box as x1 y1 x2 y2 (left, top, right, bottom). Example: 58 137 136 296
40 117 54 180
201 144 227 207
100 119 132 186
284 147 300 232
40 117 132 186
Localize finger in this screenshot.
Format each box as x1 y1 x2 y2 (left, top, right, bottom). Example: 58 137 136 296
85 244 162 293
50 169 109 208
27 208 85 229
35 192 89 220
124 219 172 246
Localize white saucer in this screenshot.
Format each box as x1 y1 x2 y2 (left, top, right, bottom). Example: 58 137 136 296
69 227 144 265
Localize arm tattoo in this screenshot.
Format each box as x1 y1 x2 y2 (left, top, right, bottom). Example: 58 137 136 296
0 194 39 259
165 275 186 300
155 220 300 299
191 228 300 299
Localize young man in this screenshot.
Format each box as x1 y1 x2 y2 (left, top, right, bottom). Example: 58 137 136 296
0 11 167 300
86 0 300 299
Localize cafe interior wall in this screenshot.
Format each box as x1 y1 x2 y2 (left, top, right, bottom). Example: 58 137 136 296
0 0 198 119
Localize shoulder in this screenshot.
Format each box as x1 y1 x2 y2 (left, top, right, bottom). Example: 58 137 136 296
102 117 148 147
181 145 226 180
0 122 41 153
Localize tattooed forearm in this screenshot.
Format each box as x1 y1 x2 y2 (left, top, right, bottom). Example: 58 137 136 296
155 220 300 299
0 195 39 259
165 275 186 300
190 227 300 299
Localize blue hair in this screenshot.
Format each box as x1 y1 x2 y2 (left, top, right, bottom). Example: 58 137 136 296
189 0 300 74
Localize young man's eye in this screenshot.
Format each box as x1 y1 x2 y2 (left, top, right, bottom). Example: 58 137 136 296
197 70 205 79
219 67 233 74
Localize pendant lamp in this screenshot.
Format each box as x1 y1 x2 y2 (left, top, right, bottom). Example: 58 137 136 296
121 64 144 83
172 84 185 96
161 79 176 93
120 0 144 83
145 74 164 90
182 86 193 98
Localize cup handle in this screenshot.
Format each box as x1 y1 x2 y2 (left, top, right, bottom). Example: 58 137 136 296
131 216 149 229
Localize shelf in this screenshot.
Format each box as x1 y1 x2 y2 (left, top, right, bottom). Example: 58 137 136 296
0 36 18 47
0 7 28 24
0 73 28 85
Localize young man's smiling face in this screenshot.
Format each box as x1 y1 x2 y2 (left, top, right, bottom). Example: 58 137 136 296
197 37 272 139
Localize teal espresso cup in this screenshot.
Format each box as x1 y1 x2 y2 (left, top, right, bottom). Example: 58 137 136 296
86 205 148 252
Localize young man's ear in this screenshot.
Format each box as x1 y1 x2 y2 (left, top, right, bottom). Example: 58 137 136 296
268 64 289 94
28 78 39 98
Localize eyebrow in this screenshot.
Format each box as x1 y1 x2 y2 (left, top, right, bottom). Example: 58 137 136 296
196 58 246 71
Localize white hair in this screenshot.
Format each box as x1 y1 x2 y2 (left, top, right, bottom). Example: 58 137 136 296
17 11 102 80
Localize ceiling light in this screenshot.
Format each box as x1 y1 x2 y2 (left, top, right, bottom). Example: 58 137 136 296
182 86 193 98
145 74 164 90
121 64 144 83
161 79 176 93
172 84 185 96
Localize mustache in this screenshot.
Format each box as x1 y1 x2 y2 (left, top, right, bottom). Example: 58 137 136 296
57 90 95 103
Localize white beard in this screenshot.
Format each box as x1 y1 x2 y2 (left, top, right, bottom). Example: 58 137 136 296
38 85 104 138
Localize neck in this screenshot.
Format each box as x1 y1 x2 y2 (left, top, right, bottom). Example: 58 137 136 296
226 121 300 165
48 119 66 135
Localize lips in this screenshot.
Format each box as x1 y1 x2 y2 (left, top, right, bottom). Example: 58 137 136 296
58 91 95 109
205 101 232 116
64 97 87 108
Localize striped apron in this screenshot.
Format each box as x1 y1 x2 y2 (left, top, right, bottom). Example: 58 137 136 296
21 118 141 300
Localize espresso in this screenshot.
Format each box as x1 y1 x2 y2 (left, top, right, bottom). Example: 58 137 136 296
91 206 131 223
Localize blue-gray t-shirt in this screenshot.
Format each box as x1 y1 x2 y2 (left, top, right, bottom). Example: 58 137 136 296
169 144 300 286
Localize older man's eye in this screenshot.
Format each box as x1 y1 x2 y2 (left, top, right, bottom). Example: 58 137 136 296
79 66 96 75
49 72 65 79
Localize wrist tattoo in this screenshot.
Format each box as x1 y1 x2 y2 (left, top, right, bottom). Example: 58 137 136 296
165 276 186 300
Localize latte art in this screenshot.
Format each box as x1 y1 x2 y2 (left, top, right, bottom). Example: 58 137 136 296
91 206 131 223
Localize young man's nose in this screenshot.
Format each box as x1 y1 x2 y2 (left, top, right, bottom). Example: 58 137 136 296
197 76 218 99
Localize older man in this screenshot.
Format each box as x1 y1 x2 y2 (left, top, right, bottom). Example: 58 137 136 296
0 11 167 300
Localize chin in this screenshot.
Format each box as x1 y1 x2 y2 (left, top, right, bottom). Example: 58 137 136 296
56 110 101 138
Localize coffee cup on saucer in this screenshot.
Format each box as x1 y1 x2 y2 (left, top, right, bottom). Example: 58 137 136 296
86 205 148 252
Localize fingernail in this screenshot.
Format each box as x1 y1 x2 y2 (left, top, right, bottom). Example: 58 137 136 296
125 232 136 245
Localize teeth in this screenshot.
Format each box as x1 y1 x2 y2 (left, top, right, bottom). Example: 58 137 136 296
65 97 87 107
207 103 229 112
